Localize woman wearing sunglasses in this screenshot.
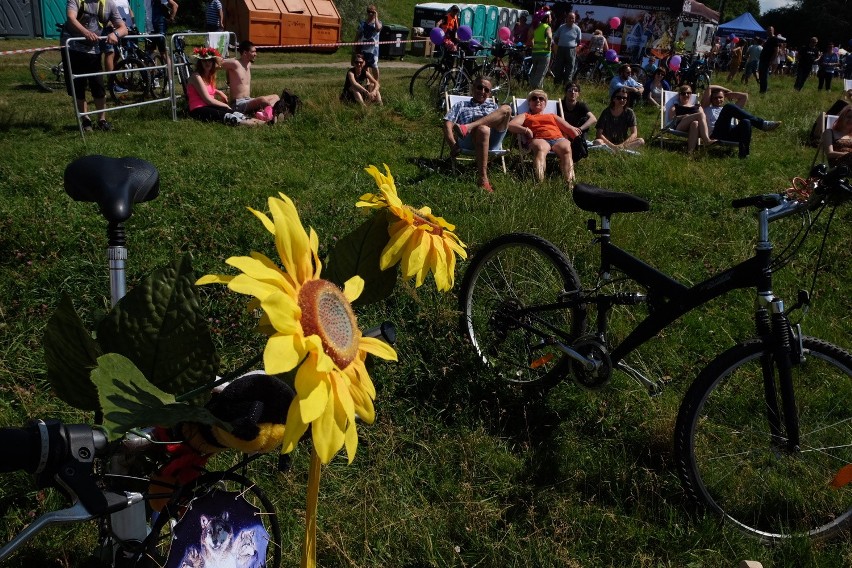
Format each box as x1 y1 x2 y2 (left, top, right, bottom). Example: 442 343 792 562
667 84 715 153
593 88 645 153
508 89 580 187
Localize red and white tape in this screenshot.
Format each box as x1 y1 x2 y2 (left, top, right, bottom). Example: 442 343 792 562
0 45 63 56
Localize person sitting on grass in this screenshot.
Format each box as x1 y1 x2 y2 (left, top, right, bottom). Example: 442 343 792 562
821 105 852 168
221 41 281 122
187 48 264 126
340 53 382 106
700 84 781 159
667 84 715 153
508 89 580 187
608 64 643 108
593 88 644 154
643 67 670 108
443 76 512 193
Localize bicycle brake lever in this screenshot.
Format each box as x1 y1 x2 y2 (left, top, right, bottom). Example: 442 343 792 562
787 289 810 316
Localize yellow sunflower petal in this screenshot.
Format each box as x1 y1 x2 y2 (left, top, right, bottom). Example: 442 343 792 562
260 291 302 335
343 421 358 464
280 400 309 454
263 333 303 375
332 371 356 425
196 274 234 286
227 273 281 301
248 206 276 234
295 356 332 424
312 396 346 464
227 255 289 288
400 230 429 279
380 221 415 270
358 336 398 361
342 276 364 303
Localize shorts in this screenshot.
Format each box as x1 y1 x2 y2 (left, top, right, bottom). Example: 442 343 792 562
65 49 106 99
232 97 252 112
544 137 568 147
150 16 167 52
744 60 758 75
362 51 378 68
458 128 507 152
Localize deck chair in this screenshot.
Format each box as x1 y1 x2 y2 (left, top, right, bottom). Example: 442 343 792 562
511 96 564 154
844 79 852 94
440 93 508 174
651 90 696 148
811 112 839 168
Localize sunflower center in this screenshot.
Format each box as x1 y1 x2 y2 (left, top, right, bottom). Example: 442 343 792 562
298 279 360 369
405 205 444 236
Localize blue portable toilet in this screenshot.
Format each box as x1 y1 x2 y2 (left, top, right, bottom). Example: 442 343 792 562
484 5 498 46
460 5 474 29
472 4 485 41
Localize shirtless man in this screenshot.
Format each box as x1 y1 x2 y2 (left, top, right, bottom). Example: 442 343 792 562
221 41 279 119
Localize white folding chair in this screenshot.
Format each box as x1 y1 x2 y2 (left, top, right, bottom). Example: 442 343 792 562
510 97 566 172
844 79 852 94
651 90 695 148
441 93 508 173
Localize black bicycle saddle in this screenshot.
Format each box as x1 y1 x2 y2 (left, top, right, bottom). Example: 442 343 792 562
64 155 160 223
573 183 650 215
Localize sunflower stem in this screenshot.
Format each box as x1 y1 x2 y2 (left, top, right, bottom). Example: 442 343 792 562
302 448 322 568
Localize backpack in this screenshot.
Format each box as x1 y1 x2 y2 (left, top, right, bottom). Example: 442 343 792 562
272 89 302 120
571 130 589 163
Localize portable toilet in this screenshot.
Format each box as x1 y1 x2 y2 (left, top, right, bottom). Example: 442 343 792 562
483 5 498 46
497 7 509 30
471 4 486 43
39 0 64 38
413 3 450 31
459 5 474 29
507 9 518 31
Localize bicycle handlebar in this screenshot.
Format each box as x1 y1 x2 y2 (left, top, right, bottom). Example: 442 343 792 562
731 166 851 215
0 421 107 481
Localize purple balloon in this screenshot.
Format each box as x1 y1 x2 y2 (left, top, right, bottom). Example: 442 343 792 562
457 25 473 42
604 49 618 62
429 27 445 46
729 33 735 40
668 55 682 71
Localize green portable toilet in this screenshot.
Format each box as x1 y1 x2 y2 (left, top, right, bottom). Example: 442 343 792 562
460 5 474 29
40 0 64 38
129 0 146 31
484 5 498 46
472 4 485 41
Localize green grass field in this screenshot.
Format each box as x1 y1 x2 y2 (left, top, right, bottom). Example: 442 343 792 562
1 33 852 567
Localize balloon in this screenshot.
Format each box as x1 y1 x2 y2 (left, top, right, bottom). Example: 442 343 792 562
729 33 735 40
668 55 682 71
429 27 445 46
833 47 839 54
609 17 620 29
605 49 618 62
498 26 511 42
732 37 740 44
457 25 473 42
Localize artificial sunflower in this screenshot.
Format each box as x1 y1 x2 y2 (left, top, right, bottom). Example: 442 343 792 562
197 193 397 465
358 164 467 291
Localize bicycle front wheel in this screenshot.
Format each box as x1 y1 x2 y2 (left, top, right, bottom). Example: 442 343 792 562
441 67 471 97
459 233 587 386
409 63 444 103
30 49 65 92
675 337 852 541
144 471 282 568
111 57 150 105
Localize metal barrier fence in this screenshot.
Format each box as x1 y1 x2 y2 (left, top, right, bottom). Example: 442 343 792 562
66 34 169 137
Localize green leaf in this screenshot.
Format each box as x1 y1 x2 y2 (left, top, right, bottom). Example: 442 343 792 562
43 293 102 411
324 211 399 305
92 353 225 440
96 255 219 397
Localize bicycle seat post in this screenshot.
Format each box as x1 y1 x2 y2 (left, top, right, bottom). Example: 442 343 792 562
108 221 128 306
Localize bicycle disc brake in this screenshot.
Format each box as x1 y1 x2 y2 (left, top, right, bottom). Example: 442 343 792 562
570 336 612 389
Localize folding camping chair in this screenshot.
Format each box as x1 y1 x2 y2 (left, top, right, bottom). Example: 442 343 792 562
440 93 508 174
651 90 696 148
811 112 840 168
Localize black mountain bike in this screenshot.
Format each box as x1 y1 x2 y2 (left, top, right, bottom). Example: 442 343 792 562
109 30 169 105
459 166 852 542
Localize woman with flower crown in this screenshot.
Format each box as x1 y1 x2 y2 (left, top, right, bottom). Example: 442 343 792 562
187 47 264 126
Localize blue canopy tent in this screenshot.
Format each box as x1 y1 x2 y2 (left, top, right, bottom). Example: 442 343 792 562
716 12 766 39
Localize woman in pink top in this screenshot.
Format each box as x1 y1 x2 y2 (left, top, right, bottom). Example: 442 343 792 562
187 47 263 126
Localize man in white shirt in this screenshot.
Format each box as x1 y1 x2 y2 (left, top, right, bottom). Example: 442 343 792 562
552 11 581 85
701 84 780 158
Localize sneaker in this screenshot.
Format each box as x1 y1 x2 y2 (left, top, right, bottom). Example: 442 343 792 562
760 120 781 132
453 122 469 140
224 113 239 126
97 119 113 131
113 85 128 94
81 118 93 132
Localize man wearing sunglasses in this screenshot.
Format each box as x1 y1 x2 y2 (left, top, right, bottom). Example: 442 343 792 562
609 63 643 107
443 77 512 192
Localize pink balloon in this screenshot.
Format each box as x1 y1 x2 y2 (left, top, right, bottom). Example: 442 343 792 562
497 26 511 42
668 55 682 71
609 17 621 29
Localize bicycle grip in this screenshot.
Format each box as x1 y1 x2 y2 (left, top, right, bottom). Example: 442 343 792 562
0 425 43 473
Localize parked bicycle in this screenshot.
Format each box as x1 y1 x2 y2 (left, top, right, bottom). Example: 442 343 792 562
29 25 66 92
459 165 852 542
409 42 487 107
109 29 169 105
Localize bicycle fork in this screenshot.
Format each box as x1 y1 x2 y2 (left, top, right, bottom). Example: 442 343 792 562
756 301 803 453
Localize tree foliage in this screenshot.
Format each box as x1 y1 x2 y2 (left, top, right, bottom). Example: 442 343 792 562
702 0 761 24
761 0 850 50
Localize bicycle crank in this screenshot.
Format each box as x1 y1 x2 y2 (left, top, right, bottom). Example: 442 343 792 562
569 336 612 389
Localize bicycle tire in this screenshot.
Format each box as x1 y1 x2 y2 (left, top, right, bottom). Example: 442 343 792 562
694 72 710 92
30 49 65 92
441 67 472 97
459 233 587 386
143 471 282 568
675 336 852 541
147 52 169 99
409 63 444 103
474 63 510 104
110 57 150 105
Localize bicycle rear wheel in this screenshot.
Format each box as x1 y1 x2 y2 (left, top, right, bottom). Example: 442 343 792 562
30 49 65 92
675 337 852 541
110 57 150 105
144 471 282 568
409 63 444 105
441 67 471 97
459 233 587 386
473 63 510 104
